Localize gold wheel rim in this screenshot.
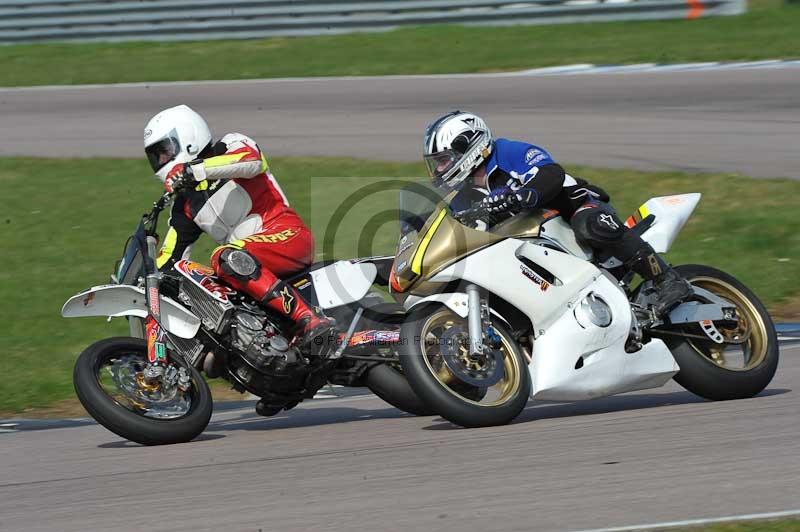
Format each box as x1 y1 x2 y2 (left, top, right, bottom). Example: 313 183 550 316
419 309 523 406
686 276 768 372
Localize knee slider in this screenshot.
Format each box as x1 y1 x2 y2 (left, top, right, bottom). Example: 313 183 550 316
584 210 625 242
218 248 261 281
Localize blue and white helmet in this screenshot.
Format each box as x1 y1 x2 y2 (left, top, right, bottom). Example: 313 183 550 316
423 111 493 191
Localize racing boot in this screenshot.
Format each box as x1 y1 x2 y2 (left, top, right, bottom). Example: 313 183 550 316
261 280 336 356
651 269 694 316
255 400 283 417
627 248 693 317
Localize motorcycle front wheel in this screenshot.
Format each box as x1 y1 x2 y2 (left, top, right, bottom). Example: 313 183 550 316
73 337 213 445
667 264 779 400
399 306 530 428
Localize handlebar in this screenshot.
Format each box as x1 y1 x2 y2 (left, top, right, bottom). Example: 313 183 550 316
143 191 175 236
453 204 488 225
454 193 524 225
152 191 175 213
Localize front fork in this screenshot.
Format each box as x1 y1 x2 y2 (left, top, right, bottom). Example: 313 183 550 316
144 235 168 379
145 316 167 365
466 283 501 356
466 284 484 356
145 269 167 364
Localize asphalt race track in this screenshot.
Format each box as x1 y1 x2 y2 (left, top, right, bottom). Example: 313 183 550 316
0 68 798 179
1 344 798 532
2 67 798 531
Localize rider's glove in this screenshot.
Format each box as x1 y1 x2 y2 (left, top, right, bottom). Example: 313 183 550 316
513 188 539 209
480 188 514 213
481 188 539 213
164 163 196 193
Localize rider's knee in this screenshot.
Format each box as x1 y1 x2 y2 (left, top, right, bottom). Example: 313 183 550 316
212 246 261 281
572 208 625 245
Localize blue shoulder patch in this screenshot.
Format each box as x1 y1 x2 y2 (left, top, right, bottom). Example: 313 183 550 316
487 138 556 180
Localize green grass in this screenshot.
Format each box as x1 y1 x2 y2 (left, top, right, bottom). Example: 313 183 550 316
0 0 797 86
1 155 799 414
681 518 800 531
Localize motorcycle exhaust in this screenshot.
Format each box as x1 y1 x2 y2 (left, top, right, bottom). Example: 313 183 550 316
203 351 222 378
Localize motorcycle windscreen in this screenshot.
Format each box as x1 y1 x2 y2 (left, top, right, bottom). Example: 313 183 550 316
113 220 148 284
397 182 446 236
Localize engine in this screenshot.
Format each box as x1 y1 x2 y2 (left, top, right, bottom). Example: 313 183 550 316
175 275 315 405
227 308 311 400
230 311 295 369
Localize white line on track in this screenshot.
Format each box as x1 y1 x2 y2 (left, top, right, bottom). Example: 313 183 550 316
1 60 799 92
572 508 800 532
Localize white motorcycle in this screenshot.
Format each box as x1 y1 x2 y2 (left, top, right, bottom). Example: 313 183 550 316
61 191 431 445
390 185 779 427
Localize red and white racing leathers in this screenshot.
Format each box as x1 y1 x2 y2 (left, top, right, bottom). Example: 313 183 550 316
157 133 321 328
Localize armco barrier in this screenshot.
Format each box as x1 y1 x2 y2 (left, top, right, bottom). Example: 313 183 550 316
0 0 747 44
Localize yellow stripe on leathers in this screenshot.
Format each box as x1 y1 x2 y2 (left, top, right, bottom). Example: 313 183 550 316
411 209 448 275
638 204 650 219
203 152 251 169
156 227 178 269
202 151 269 174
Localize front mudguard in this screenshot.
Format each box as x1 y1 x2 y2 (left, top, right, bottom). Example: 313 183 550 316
403 292 470 318
402 292 518 333
62 284 201 339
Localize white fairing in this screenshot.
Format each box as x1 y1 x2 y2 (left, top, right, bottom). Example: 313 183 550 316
638 193 701 253
61 285 201 339
538 217 592 260
431 239 599 331
529 275 679 401
311 261 377 309
424 238 679 400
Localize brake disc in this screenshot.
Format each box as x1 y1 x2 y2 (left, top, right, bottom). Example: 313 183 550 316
439 326 505 387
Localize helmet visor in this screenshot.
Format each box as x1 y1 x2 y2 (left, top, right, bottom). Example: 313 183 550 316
424 150 459 181
145 131 181 172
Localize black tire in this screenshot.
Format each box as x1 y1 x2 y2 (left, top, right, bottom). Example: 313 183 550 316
399 306 530 428
667 265 779 401
358 301 437 416
73 337 213 445
363 363 436 416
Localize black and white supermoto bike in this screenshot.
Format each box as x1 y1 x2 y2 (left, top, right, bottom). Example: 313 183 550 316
62 191 427 445
389 185 779 427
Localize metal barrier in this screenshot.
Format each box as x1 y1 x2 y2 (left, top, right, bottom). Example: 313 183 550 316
0 0 747 44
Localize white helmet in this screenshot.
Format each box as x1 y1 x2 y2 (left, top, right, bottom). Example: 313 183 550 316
423 111 493 191
144 105 212 182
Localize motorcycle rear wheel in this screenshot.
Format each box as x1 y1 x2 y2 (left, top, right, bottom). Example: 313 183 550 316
363 363 436 416
667 264 779 400
73 337 213 445
358 301 436 416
